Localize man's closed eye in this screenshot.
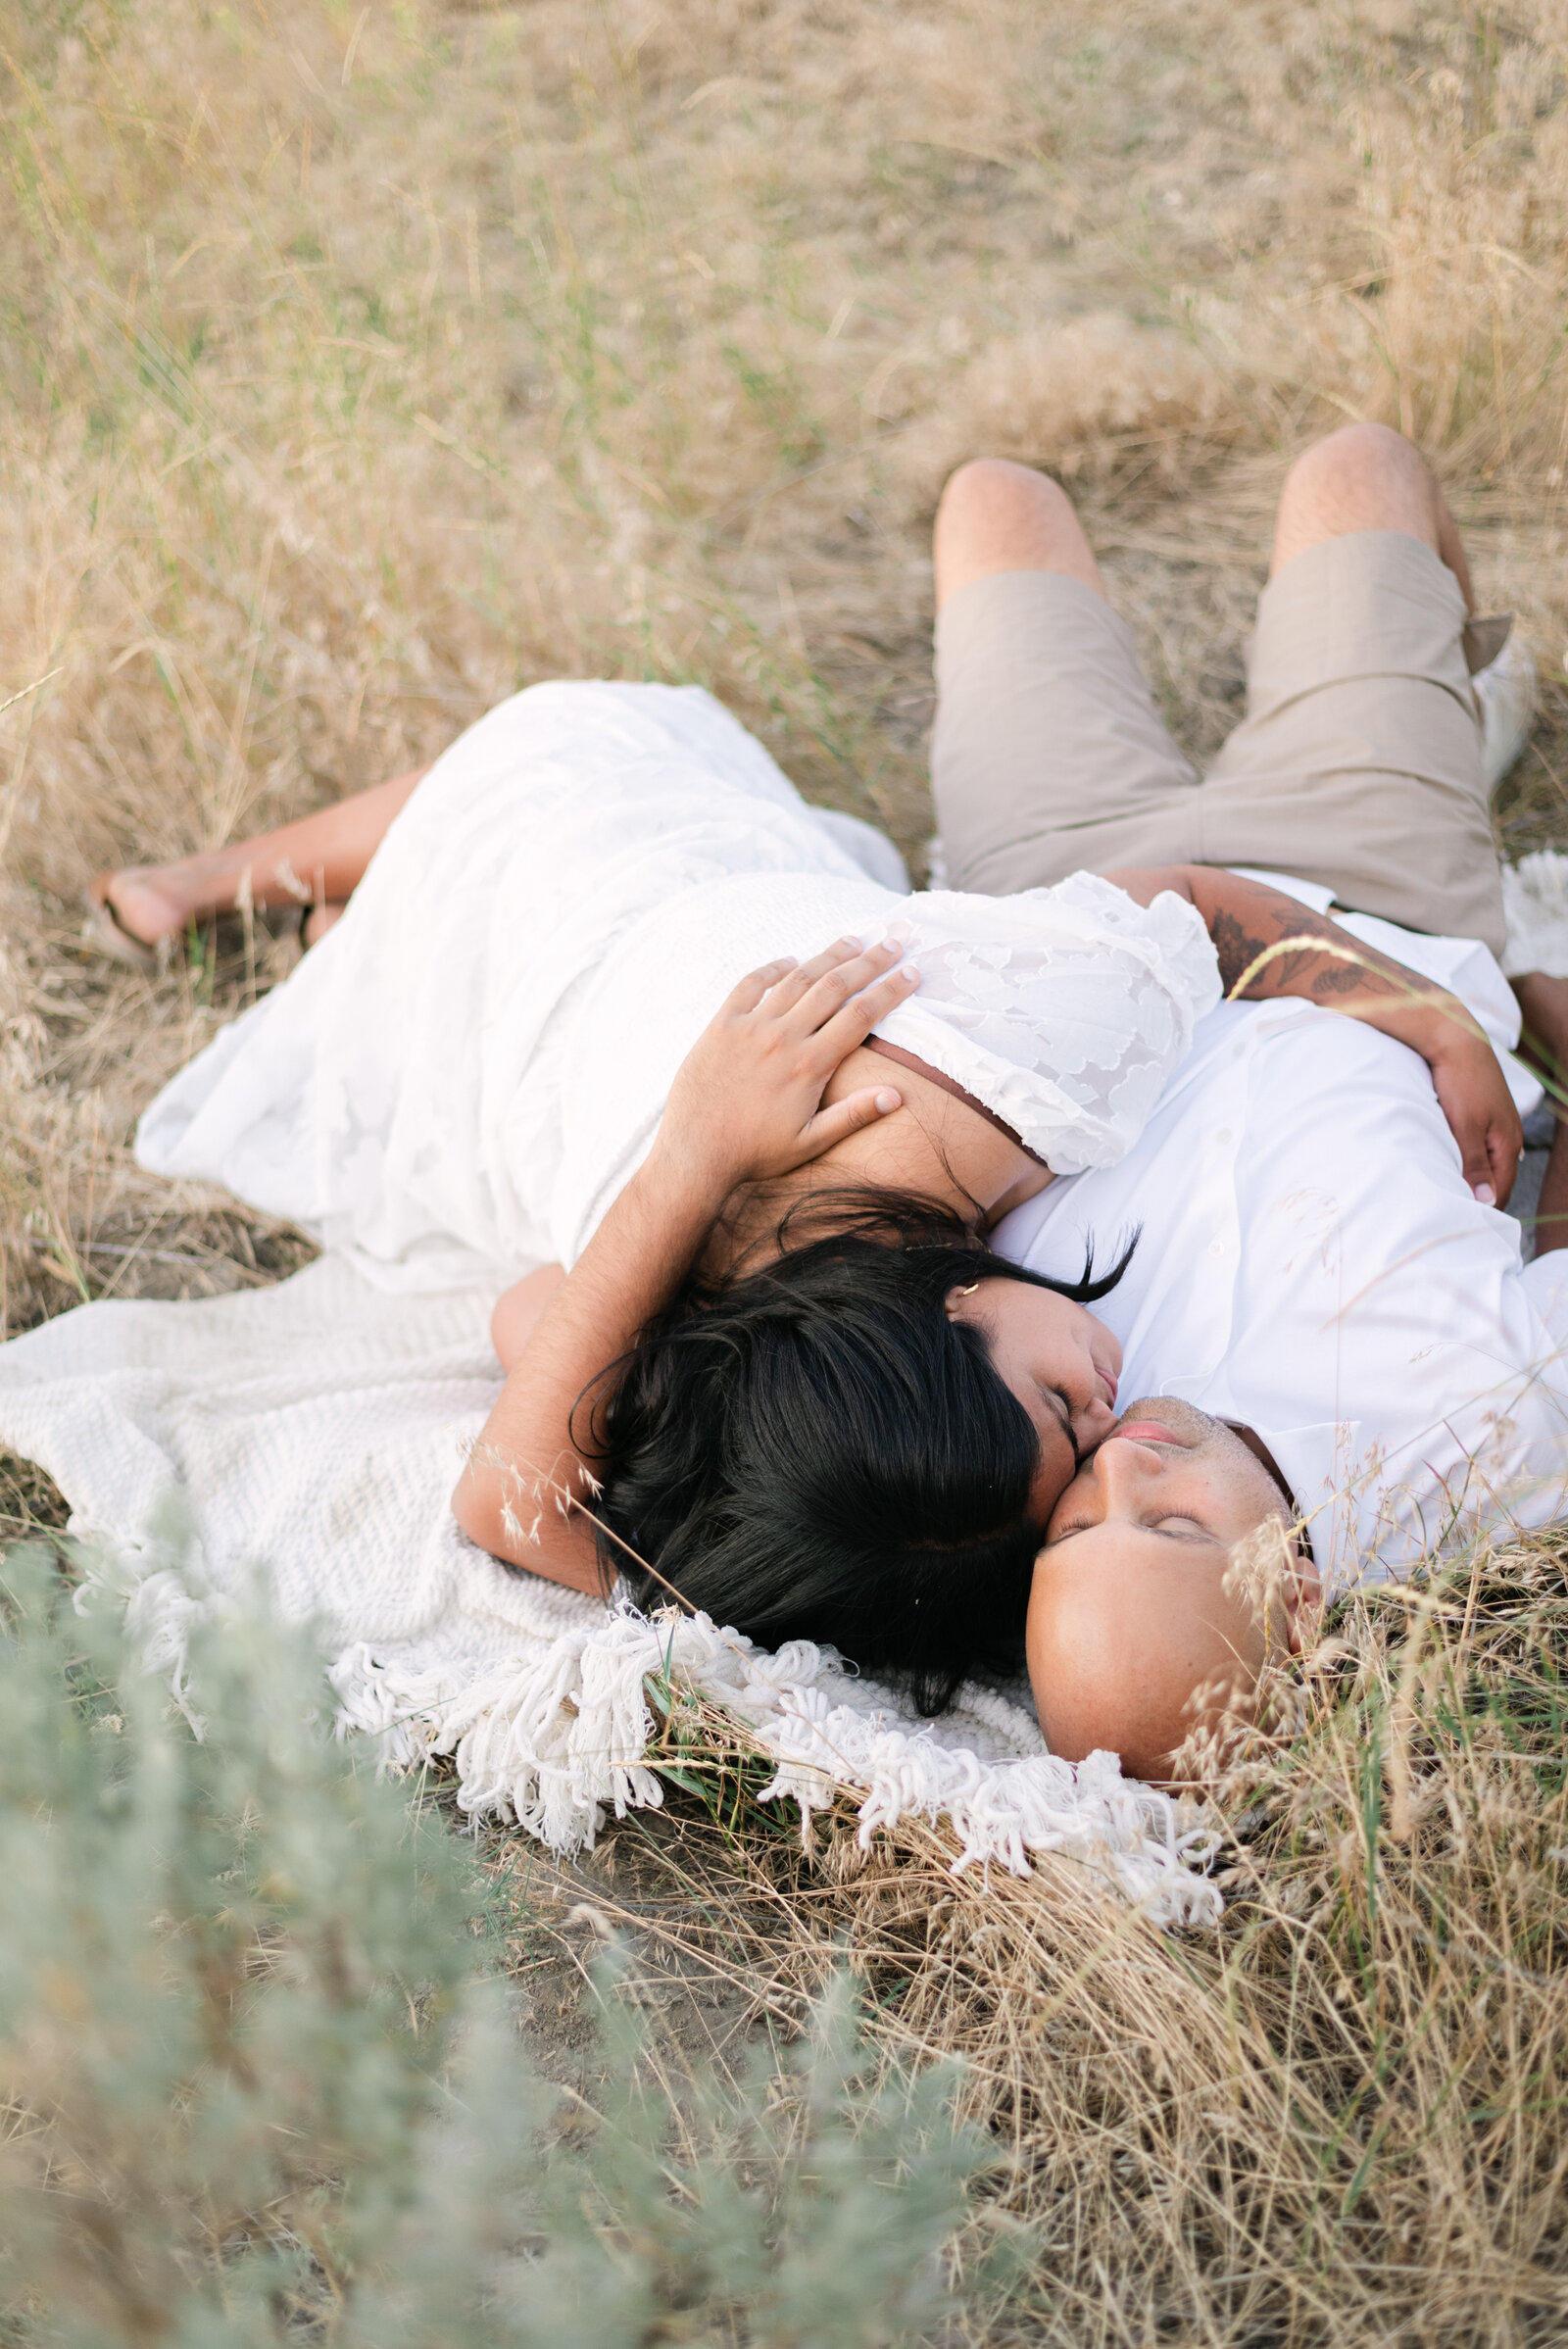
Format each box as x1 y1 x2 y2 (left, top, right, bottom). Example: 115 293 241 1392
1050 1513 1215 1544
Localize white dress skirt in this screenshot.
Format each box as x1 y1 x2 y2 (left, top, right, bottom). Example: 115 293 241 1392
137 681 1222 1289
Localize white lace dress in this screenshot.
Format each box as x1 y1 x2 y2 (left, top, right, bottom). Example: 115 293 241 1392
137 682 1221 1288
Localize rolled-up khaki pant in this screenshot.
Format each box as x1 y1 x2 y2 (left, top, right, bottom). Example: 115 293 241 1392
930 528 1507 956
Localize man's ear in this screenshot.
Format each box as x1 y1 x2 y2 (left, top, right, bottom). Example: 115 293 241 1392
1280 1543 1324 1655
1226 1518 1322 1658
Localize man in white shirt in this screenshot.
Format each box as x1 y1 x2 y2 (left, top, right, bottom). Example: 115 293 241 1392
930 424 1568 1775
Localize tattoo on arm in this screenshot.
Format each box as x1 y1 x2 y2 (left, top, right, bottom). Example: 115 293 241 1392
1210 900 1399 1003
1209 909 1267 995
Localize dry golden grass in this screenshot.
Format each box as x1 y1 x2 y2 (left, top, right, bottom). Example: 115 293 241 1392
6 0 1568 1325
7 2 1568 2335
540 1539 1568 2344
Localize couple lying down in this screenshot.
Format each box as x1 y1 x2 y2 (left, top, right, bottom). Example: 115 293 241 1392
98 424 1568 1783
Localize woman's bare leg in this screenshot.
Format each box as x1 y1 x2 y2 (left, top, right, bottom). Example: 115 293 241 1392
93 765 428 949
302 900 347 947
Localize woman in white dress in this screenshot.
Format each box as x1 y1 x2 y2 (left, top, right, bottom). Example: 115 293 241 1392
91 680 1515 1708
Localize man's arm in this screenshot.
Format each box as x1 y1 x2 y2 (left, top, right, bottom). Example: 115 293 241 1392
1511 971 1568 1250
1107 864 1523 1205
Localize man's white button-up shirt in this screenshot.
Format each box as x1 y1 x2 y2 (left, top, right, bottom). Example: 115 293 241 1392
996 983 1568 1590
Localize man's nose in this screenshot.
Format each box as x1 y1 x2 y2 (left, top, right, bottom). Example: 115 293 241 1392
1091 1433 1166 1505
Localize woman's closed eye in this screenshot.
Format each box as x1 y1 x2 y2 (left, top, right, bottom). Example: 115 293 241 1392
1041 1385 1083 1467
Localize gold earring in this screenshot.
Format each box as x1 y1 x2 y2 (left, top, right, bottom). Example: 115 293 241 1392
952 1281 980 1297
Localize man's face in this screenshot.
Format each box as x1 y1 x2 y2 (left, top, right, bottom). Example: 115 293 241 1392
1027 1397 1321 1780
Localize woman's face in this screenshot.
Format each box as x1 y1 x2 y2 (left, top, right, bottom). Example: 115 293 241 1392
946 1277 1122 1516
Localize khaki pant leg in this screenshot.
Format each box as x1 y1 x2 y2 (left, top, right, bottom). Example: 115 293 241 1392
931 570 1204 893
1195 530 1504 954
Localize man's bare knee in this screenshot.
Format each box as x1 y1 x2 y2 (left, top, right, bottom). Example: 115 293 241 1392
939 455 1071 521
1272 422 1443 575
1285 420 1435 503
934 459 1103 609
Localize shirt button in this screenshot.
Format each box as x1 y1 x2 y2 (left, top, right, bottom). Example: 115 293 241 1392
1215 1126 1233 1146
1210 1240 1226 1256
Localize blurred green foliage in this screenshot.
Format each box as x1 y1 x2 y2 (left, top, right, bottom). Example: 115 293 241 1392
0 1542 985 2346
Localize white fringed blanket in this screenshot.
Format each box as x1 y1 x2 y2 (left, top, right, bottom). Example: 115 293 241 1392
0 1254 1221 1926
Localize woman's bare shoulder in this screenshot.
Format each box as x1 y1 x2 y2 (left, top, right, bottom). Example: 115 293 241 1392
702 1045 1053 1278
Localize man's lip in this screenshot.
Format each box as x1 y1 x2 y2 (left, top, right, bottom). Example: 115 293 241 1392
1113 1419 1182 1444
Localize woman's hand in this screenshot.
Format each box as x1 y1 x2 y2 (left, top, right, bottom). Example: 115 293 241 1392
651 934 920 1197
452 936 920 1589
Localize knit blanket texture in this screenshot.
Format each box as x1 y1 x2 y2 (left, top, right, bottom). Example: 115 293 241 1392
0 1253 1222 1926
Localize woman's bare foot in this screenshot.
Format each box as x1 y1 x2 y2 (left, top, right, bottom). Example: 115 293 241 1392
87 849 347 974
84 870 196 972
87 845 302 955
86 860 344 969
82 765 426 970
95 868 185 946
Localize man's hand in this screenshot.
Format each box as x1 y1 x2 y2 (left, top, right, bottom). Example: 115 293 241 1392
652 934 919 1196
1424 1024 1524 1207
1108 863 1522 1204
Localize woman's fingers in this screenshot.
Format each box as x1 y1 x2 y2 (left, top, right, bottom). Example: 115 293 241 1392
813 959 921 1057
775 937 909 1031
763 934 899 1018
1451 1101 1503 1206
722 954 799 1015
724 934 918 1072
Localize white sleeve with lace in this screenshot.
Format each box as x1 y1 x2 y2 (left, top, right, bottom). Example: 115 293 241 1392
870 872 1222 1172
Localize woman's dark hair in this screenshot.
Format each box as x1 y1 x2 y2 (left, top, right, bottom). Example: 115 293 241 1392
587 1190 1132 1715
